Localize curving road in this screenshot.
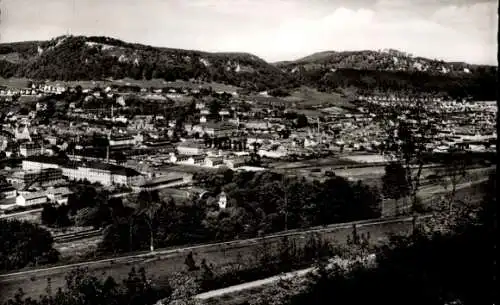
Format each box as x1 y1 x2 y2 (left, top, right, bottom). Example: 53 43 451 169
194 267 315 301
194 255 375 301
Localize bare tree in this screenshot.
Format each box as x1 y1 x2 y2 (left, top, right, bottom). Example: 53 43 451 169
137 191 162 252
433 148 469 214
382 98 435 213
382 162 410 215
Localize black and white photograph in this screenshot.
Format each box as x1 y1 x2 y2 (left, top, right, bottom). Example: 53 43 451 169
0 0 497 304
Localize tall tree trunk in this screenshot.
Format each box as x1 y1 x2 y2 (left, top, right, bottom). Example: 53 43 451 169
411 162 424 212
129 221 133 252
147 221 154 252
150 231 154 252
449 179 457 214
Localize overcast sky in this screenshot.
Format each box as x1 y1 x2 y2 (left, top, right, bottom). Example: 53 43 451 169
0 0 497 64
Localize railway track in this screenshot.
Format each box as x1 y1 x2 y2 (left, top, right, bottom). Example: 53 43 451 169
53 228 103 243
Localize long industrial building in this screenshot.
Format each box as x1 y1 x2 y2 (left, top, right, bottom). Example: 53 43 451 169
22 156 143 186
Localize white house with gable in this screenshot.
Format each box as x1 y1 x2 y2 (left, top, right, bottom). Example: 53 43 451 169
16 191 47 207
218 191 227 209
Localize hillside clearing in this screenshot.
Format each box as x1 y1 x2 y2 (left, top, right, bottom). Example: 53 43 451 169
283 86 355 109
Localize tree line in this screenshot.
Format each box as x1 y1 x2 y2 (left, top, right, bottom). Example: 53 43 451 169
288 67 497 100
3 267 171 305
95 169 381 255
250 171 496 305
0 219 59 272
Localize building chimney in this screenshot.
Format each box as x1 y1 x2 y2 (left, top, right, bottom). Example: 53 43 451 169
106 130 111 163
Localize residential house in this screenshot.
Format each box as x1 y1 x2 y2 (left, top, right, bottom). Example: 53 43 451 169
203 122 236 137
177 141 206 155
19 142 42 157
169 154 190 164
129 115 155 131
109 134 135 147
244 120 269 131
0 183 17 199
22 156 64 171
195 101 206 109
218 109 230 117
205 156 224 168
188 155 206 166
112 167 144 186
258 144 288 158
46 187 73 205
14 125 31 141
218 191 227 209
16 191 47 207
247 134 276 149
7 168 63 188
36 102 47 111
304 138 318 148
224 157 245 169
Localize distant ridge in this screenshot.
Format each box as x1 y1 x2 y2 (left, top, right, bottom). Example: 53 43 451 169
275 49 491 74
0 35 496 99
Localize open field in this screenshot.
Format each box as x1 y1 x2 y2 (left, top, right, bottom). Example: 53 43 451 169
294 109 325 117
0 77 31 88
279 163 432 181
289 163 494 183
270 156 359 170
354 165 493 191
320 106 348 115
54 236 103 260
49 79 241 92
282 86 355 109
0 77 240 92
341 154 389 164
0 208 42 224
381 178 489 217
0 215 428 302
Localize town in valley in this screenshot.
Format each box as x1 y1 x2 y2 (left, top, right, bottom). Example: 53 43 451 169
0 1 497 305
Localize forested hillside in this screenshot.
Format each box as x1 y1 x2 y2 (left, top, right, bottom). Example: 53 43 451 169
0 36 496 99
0 36 291 91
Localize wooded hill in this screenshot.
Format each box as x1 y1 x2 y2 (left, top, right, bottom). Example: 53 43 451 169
0 36 496 99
